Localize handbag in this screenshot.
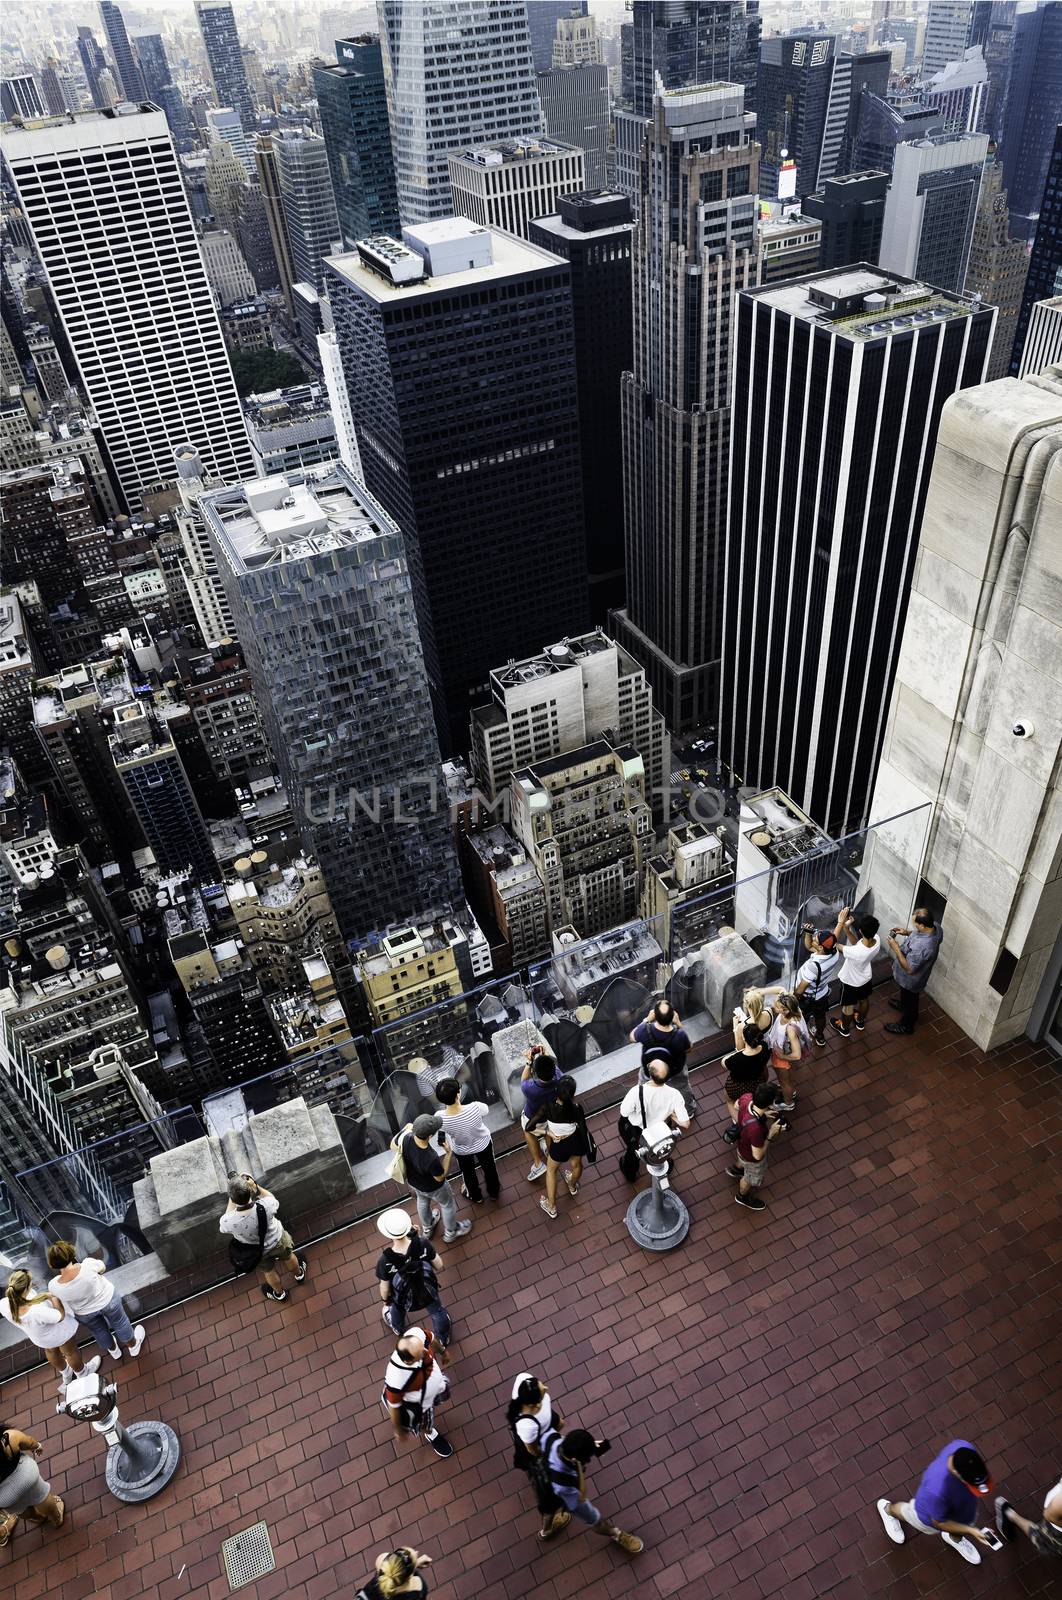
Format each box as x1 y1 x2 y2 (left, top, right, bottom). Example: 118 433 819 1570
584 1113 598 1165
387 1124 413 1184
228 1201 267 1276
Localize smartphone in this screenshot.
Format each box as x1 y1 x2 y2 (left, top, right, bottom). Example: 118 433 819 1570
978 1528 1003 1551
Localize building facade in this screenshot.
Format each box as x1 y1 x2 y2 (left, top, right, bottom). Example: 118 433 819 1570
274 128 341 297
200 228 256 307
804 170 888 270
1019 297 1062 379
624 0 760 117
97 1 145 103
964 150 1029 381
314 36 400 249
1000 2 1062 241
756 32 839 202
879 131 989 294
1010 126 1062 376
529 2 589 72
448 137 584 241
537 64 610 191
759 214 823 284
194 0 256 133
243 383 338 475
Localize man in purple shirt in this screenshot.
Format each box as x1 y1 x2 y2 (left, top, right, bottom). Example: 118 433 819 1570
630 1000 696 1114
877 1440 995 1565
519 1047 562 1182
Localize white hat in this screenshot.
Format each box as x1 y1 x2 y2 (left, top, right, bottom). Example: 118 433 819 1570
376 1207 414 1240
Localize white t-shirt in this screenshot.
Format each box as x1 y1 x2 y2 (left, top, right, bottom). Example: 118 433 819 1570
795 950 839 999
48 1257 114 1318
619 1079 688 1129
219 1191 283 1252
439 1101 491 1155
0 1294 78 1349
384 1330 448 1412
511 1372 551 1446
837 935 880 988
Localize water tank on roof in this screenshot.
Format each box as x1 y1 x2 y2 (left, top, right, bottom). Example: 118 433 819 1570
863 293 887 310
234 856 253 877
46 945 70 971
250 850 268 866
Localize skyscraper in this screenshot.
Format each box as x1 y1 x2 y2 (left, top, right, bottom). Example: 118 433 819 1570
625 1 759 116
922 2 991 76
109 702 217 879
1010 124 1062 374
274 128 341 294
76 29 110 111
919 46 989 135
963 148 1029 380
537 63 610 190
720 264 995 832
838 50 891 173
4 107 254 514
1000 2 1062 241
202 465 462 942
98 1 146 103
851 92 943 177
529 191 635 619
328 220 591 750
1 75 45 121
528 2 589 72
194 0 256 134
314 36 400 248
879 131 988 294
132 33 171 101
377 0 543 224
611 82 761 733
448 137 584 239
255 133 297 321
552 12 602 67
756 32 840 202
804 171 889 269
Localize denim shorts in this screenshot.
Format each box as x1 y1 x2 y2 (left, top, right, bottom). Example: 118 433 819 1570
571 1499 601 1527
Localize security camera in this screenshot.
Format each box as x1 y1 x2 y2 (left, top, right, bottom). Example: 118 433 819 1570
1012 721 1035 740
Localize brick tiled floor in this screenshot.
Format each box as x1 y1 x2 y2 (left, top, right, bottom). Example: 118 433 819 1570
3 993 1061 1600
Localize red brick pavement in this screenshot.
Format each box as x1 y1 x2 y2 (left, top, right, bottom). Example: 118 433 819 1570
3 993 1061 1600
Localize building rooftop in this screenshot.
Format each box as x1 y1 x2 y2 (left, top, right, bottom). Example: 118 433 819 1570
200 466 397 574
531 190 635 242
747 263 984 340
327 224 565 302
451 134 580 166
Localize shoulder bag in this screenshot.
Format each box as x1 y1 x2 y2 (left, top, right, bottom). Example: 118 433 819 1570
228 1201 267 1276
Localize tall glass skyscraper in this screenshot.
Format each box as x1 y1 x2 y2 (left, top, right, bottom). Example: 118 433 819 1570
1000 1 1062 240
624 1 760 115
1010 124 1062 374
194 0 256 133
314 37 400 247
273 128 341 293
98 0 145 103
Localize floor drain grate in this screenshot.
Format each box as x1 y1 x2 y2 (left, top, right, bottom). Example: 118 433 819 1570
221 1523 276 1590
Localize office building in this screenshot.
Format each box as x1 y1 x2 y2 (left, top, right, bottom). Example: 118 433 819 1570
243 382 338 475
805 170 888 270
611 82 761 734
1011 126 1062 374
836 49 892 173
552 12 601 67
1 75 45 122
328 220 591 751
720 264 995 833
469 627 668 819
461 822 551 969
377 0 543 224
224 853 346 989
206 106 255 178
109 701 217 879
314 37 399 248
171 642 270 789
641 819 731 950
255 133 297 320
172 446 233 647
38 62 73 119
449 136 584 241
879 131 988 294
757 32 840 201
317 327 362 480
357 923 463 1030
169 927 283 1090
964 150 1029 380
529 2 589 72
529 190 634 617
1018 297 1062 379
267 955 363 1114
759 214 823 284
920 45 988 135
202 465 462 942
97 1 145 103
867 362 1061 1050
195 0 256 134
76 28 110 111
1000 3 1062 241
0 592 41 783
274 128 340 297
624 1 760 116
852 93 943 177
4 108 253 515
200 228 256 308
922 2 990 77
132 33 170 100
537 63 609 191
980 1 1016 143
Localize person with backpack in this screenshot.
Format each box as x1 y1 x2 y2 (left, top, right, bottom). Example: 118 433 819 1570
794 926 840 1047
375 1209 451 1346
617 1051 691 1181
356 1545 433 1598
381 1326 453 1458
764 992 809 1113
506 1373 572 1541
218 1175 306 1303
525 1075 595 1220
543 1428 644 1553
519 1047 563 1181
726 1080 786 1211
629 999 696 1114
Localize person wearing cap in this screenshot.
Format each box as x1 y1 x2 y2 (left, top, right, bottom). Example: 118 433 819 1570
381 1326 453 1459
543 1428 644 1554
795 924 840 1047
617 1053 691 1182
375 1209 450 1346
996 1471 1062 1559
218 1176 306 1304
629 999 696 1115
884 908 943 1035
877 1440 997 1564
400 1116 471 1245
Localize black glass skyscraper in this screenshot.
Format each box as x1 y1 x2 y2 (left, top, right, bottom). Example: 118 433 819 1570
626 2 759 115
98 1 145 102
756 31 838 201
132 33 171 100
77 27 109 110
313 37 399 247
1000 1 1062 240
1010 125 1062 375
194 0 256 134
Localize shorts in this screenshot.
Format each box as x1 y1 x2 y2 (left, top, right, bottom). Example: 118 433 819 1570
548 1130 588 1164
736 1154 767 1188
571 1499 601 1527
840 981 872 1006
262 1228 294 1264
770 1052 797 1075
896 1503 938 1536
1029 1518 1062 1558
725 1072 765 1102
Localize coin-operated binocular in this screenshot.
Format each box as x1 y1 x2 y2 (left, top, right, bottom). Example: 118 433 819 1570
624 1119 690 1251
59 1371 180 1503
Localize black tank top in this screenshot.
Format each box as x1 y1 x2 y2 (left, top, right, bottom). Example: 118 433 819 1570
0 1433 20 1482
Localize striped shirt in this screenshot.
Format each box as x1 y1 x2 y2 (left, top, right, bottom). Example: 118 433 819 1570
438 1101 492 1155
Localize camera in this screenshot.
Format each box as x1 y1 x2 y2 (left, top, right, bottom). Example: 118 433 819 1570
1012 721 1034 740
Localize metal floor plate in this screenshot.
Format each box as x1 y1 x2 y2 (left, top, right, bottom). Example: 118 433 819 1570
221 1523 276 1590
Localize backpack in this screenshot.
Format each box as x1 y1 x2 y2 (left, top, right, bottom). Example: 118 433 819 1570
388 1251 440 1328
228 1202 267 1276
387 1125 413 1184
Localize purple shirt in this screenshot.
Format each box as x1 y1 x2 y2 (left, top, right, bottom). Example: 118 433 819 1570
633 1021 691 1072
913 1440 979 1528
520 1065 562 1118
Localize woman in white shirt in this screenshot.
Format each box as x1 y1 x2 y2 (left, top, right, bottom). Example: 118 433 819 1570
830 907 881 1039
434 1077 500 1204
1 1270 99 1394
47 1241 145 1361
506 1373 570 1541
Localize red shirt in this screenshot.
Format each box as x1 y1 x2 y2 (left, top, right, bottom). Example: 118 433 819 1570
736 1093 768 1162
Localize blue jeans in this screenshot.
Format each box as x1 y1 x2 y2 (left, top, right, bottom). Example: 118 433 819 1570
410 1182 458 1237
384 1298 452 1347
80 1291 135 1353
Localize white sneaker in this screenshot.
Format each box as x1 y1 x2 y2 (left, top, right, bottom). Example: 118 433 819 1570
127 1326 146 1358
106 1341 122 1360
527 1161 547 1181
83 1355 101 1375
941 1532 981 1564
876 1500 905 1545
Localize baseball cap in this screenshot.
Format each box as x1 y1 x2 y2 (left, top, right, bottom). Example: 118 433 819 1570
952 1446 992 1495
376 1208 414 1240
412 1113 442 1140
817 930 837 950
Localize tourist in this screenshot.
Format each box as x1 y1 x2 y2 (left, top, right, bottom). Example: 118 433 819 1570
876 1439 996 1564
996 1472 1062 1559
884 909 943 1035
519 1046 562 1181
794 926 840 1046
719 1013 771 1144
434 1077 500 1204
765 992 808 1112
829 908 881 1038
630 999 697 1113
506 1372 571 1541
0 1424 64 1547
617 1051 691 1181
218 1175 307 1303
726 1080 785 1211
399 1116 472 1244
544 1428 644 1553
382 1326 453 1458
525 1075 593 1220
375 1208 451 1346
359 1546 433 1597
0 1271 98 1395
738 987 773 1032
46 1241 145 1361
